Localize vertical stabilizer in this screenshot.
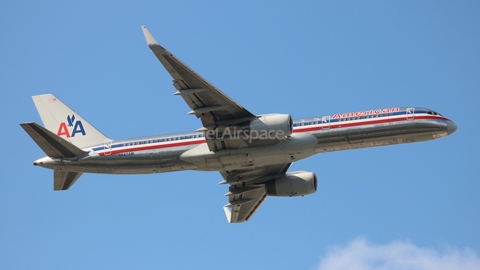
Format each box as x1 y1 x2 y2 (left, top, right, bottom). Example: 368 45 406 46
32 94 111 148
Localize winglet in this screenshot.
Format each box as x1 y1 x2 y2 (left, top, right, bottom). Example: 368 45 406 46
141 26 160 47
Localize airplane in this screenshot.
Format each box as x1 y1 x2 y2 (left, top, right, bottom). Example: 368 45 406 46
20 26 458 223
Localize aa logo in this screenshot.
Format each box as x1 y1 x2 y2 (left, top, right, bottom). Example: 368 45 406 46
57 114 86 138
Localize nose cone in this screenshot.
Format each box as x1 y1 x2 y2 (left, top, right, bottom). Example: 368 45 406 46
447 120 458 135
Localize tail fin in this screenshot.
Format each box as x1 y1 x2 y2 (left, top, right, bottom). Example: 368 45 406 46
32 94 110 148
20 122 86 191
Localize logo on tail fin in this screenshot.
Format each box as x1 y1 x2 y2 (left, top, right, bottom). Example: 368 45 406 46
57 114 86 138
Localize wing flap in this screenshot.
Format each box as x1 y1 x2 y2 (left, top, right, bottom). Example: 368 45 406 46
221 163 292 223
142 26 258 151
224 186 267 223
142 26 254 119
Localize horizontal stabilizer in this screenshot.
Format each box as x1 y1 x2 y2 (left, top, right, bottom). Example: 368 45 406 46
20 122 88 158
54 170 83 190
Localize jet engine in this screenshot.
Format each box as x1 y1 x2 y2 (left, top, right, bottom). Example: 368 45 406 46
265 171 317 196
247 114 293 140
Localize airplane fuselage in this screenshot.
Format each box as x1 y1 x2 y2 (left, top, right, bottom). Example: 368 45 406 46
21 26 458 223
34 107 456 176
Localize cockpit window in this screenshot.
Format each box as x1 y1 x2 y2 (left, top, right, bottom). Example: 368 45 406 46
427 111 442 116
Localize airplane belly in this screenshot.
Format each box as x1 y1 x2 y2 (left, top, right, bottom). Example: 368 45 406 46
52 148 196 174
241 133 318 167
180 133 318 171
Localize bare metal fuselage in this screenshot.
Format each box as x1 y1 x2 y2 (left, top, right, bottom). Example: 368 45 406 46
34 108 456 175
22 26 459 223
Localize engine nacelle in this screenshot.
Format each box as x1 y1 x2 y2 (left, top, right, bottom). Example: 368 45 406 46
265 171 317 196
248 114 293 140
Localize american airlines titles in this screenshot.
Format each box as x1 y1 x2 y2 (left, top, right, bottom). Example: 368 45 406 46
331 107 400 119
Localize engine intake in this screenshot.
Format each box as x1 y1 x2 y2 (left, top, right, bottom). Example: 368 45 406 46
265 171 317 196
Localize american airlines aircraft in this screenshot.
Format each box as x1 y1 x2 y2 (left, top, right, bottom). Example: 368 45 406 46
21 26 457 223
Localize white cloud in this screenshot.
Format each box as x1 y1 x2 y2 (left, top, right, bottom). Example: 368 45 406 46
318 237 480 270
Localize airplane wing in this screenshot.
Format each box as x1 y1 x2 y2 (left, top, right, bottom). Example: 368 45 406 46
221 163 292 223
142 26 263 151
142 26 294 222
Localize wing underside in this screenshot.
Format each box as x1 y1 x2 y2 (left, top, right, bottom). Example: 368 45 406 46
222 163 292 223
141 26 294 223
142 26 261 152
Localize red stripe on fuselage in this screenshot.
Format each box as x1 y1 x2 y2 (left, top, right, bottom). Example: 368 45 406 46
293 115 448 133
98 139 207 156
97 115 449 156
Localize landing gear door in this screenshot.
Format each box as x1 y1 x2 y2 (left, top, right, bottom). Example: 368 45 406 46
406 108 415 120
321 116 330 130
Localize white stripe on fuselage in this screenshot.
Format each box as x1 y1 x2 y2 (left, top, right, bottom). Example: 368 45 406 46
89 108 449 156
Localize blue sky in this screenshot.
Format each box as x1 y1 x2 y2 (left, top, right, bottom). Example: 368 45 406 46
1 1 479 269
